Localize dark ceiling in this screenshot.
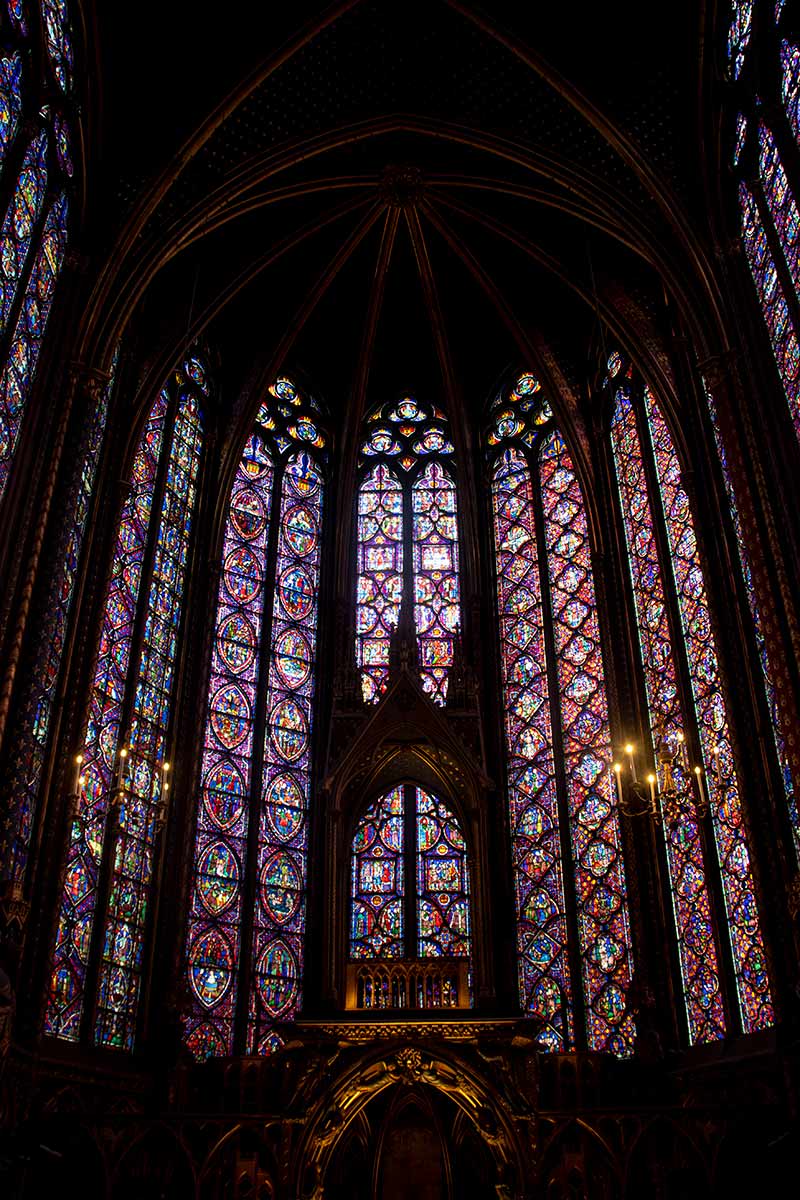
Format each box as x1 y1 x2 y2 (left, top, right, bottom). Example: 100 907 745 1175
85 0 714 437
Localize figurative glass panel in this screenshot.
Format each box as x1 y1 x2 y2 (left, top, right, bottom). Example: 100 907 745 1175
356 396 460 704
412 462 460 704
350 786 404 958
491 442 572 1051
184 434 273 1060
645 388 774 1033
758 123 800 296
46 391 169 1040
416 788 470 958
703 381 799 861
611 389 725 1043
184 376 325 1059
728 1 753 79
739 182 800 437
356 464 403 701
249 450 323 1053
0 52 22 170
95 393 204 1049
41 0 74 92
1 345 117 886
540 431 635 1056
0 191 68 501
0 130 48 338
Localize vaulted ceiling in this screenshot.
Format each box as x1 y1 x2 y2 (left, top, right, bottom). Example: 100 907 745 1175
80 0 719 442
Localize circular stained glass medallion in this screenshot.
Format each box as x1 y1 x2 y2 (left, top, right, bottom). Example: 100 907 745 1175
230 487 267 540
283 504 317 557
197 840 240 916
189 928 234 1008
217 612 257 675
269 698 308 762
278 564 314 620
185 357 209 393
274 628 312 689
260 849 301 924
223 545 262 603
211 684 251 750
265 773 305 842
256 939 298 1017
203 759 246 831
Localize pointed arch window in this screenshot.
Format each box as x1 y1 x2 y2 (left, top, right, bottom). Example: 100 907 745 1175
184 377 326 1060
349 784 471 1006
45 356 207 1049
488 373 635 1056
608 357 773 1041
356 396 460 704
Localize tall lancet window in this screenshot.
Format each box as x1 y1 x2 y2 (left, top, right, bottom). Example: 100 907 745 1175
46 356 207 1050
608 355 773 1041
356 395 460 704
488 373 635 1056
729 6 800 445
0 0 74 503
184 377 326 1060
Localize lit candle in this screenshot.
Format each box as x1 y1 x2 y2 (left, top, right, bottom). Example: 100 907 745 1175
625 743 638 784
117 745 128 788
676 731 688 770
613 762 624 807
74 753 83 795
694 765 706 810
712 744 723 787
647 773 656 811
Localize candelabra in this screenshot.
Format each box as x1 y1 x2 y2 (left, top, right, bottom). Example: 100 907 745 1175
612 727 712 824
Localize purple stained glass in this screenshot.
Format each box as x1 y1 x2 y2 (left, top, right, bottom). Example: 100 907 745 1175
357 396 461 703
645 387 774 1033
0 191 68 502
492 446 573 1051
41 0 74 92
703 380 799 862
1 344 117 887
95 392 204 1050
53 111 72 177
416 787 470 958
782 40 800 144
249 451 323 1053
5 0 26 34
46 390 169 1042
758 123 800 297
728 1 753 80
356 464 403 702
412 461 460 704
0 52 22 171
540 431 635 1057
350 786 405 958
0 129 48 338
184 434 273 1059
739 182 800 439
611 390 726 1043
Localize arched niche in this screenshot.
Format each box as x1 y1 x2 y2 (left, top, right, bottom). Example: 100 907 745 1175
317 669 493 1012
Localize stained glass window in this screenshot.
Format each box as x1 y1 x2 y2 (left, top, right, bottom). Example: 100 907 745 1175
0 130 48 337
488 374 635 1056
0 51 22 170
739 182 800 437
727 1 753 80
606 358 774 1039
46 358 207 1045
356 396 461 704
702 380 799 862
758 122 800 297
184 377 325 1060
611 387 726 1043
349 784 471 965
782 40 800 144
0 191 69 503
644 387 773 1034
0 345 118 887
41 0 74 93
